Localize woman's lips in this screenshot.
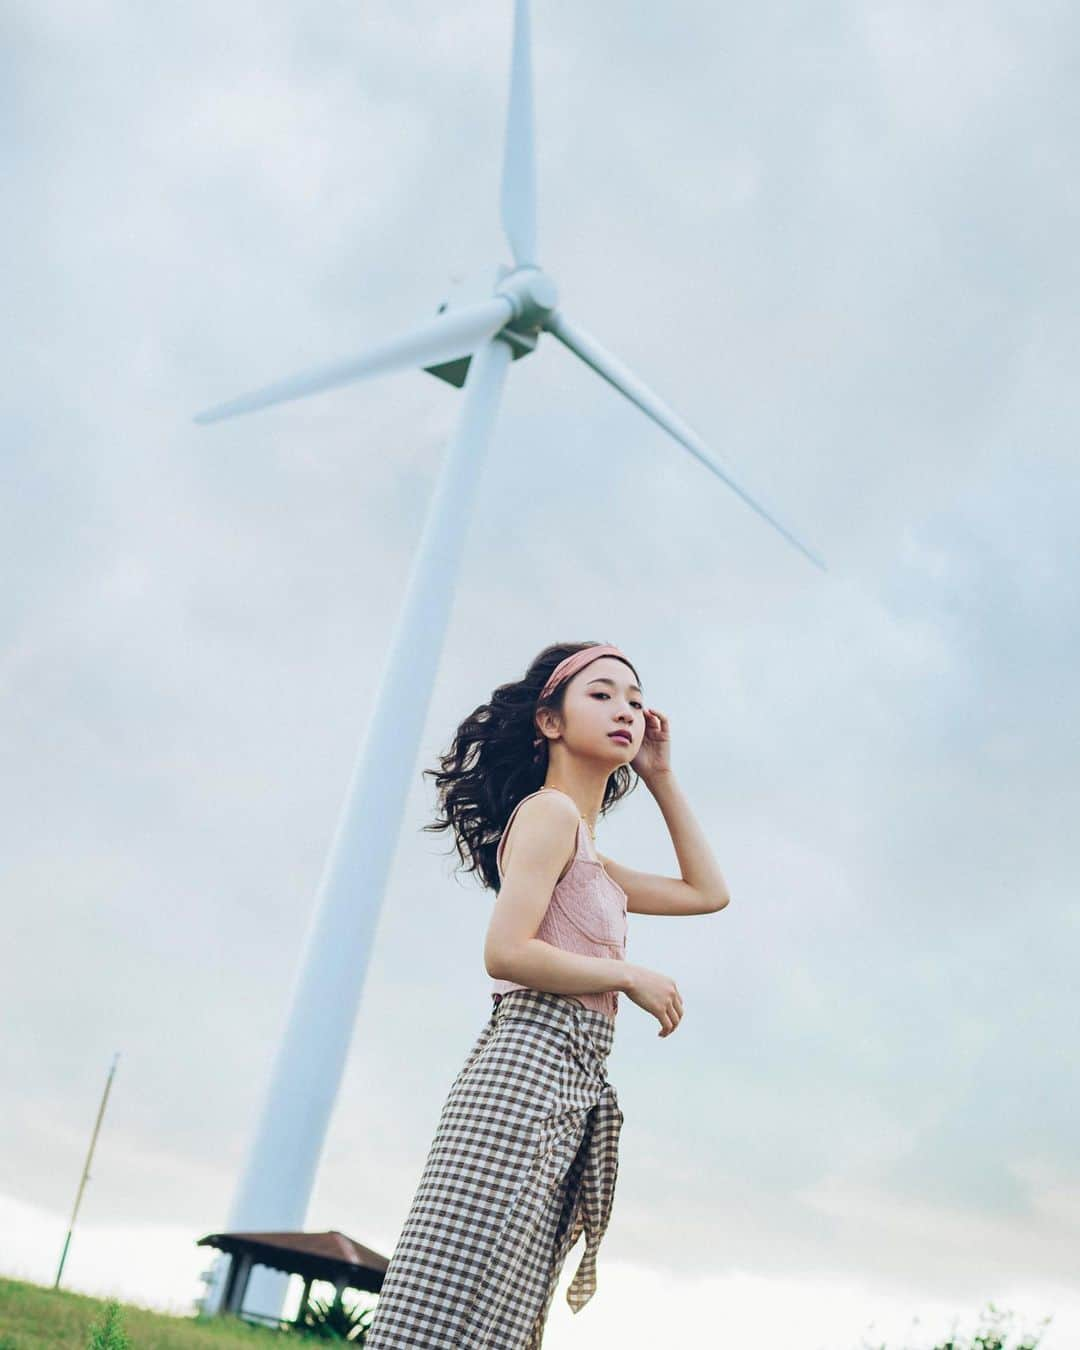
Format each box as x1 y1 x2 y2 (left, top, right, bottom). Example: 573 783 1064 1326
608 732 631 744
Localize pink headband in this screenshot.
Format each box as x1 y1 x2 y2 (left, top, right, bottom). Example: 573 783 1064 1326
537 643 637 703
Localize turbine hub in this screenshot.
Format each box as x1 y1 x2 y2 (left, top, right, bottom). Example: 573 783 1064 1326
494 266 558 329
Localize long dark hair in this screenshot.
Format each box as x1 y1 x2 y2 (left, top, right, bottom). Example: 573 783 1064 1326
422 641 642 892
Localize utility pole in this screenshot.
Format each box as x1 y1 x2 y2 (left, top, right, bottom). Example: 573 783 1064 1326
55 1051 120 1289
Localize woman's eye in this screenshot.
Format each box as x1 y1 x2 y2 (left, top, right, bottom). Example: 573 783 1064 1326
592 692 643 710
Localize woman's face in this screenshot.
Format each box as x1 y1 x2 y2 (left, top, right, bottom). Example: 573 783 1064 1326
558 656 644 761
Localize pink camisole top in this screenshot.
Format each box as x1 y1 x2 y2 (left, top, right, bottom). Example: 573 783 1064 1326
491 786 629 1020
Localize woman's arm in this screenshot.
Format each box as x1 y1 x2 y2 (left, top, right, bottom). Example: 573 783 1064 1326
600 770 731 916
488 939 634 999
485 791 633 997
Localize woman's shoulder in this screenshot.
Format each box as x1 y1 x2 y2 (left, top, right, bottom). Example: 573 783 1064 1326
507 788 581 836
499 788 581 873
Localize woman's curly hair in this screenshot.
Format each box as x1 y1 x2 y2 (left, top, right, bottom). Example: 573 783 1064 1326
422 641 642 892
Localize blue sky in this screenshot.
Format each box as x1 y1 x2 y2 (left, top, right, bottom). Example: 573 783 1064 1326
3 2 1077 1346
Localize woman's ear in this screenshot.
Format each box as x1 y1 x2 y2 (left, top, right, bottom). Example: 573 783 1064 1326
534 708 560 744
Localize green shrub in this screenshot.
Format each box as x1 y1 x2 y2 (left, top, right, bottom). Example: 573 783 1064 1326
84 1301 132 1350
294 1294 375 1344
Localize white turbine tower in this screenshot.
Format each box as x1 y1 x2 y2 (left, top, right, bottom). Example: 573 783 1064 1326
195 0 825 1322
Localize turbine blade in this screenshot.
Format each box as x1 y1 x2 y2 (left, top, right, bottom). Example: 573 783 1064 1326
194 296 514 425
544 310 827 572
500 0 538 267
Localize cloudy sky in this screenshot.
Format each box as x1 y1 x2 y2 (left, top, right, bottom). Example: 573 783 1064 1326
3 1 1077 1346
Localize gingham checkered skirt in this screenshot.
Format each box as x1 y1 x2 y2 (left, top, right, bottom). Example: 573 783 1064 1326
364 987 624 1349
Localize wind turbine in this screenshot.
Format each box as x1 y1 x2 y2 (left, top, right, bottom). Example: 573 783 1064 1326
195 0 825 1322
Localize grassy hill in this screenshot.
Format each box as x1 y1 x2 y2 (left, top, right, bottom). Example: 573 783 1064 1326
0 1277 285 1350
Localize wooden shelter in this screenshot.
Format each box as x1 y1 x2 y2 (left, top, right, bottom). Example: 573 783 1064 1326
196 1228 389 1326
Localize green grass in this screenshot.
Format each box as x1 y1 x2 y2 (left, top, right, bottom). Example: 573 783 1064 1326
0 1277 286 1350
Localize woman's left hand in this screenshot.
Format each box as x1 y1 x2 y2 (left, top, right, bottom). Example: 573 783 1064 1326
631 707 672 780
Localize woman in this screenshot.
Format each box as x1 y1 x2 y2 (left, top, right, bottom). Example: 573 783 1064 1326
364 641 730 1349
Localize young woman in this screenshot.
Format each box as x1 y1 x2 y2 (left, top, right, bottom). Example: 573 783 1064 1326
364 641 730 1349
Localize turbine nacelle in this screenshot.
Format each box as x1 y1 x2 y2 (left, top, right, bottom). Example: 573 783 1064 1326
494 264 559 327
425 265 558 388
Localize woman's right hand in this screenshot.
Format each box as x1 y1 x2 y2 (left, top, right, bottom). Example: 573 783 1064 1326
623 964 684 1037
